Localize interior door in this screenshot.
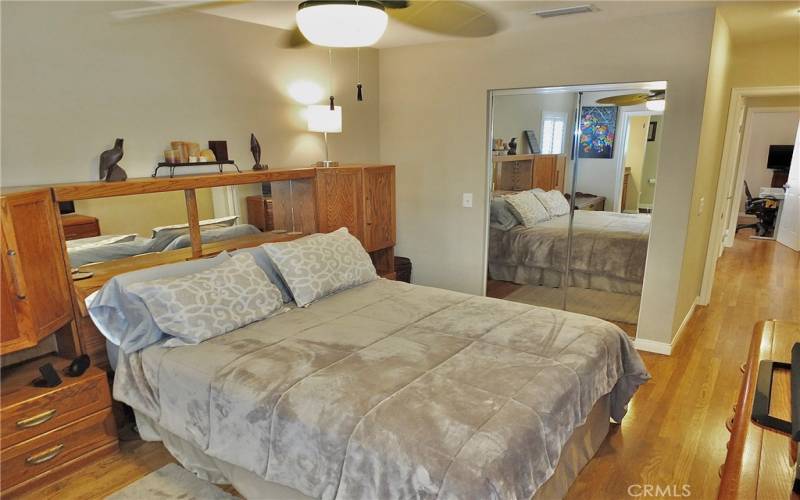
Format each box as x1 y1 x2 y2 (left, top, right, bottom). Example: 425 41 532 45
0 189 73 351
776 126 800 251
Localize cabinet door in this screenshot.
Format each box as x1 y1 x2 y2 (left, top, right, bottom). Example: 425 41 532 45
1 231 34 353
0 190 73 354
315 167 364 241
532 156 556 191
363 166 396 252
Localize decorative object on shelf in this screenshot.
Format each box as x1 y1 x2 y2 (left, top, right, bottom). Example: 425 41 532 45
198 149 216 162
99 138 128 182
170 141 188 163
208 140 229 162
524 130 541 154
164 149 180 164
308 104 342 167
250 133 267 171
647 121 658 141
578 106 617 159
492 138 507 155
152 159 241 178
507 137 518 155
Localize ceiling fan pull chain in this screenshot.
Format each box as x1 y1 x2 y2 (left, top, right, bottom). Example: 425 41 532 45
329 48 335 110
356 47 363 101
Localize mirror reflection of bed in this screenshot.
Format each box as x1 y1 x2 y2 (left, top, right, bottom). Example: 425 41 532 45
486 82 666 337
65 183 290 271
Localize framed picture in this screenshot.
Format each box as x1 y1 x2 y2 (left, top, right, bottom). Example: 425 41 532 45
578 106 617 159
523 130 541 154
647 121 658 141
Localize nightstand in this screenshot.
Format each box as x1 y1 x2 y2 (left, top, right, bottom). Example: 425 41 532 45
61 214 100 241
0 355 118 496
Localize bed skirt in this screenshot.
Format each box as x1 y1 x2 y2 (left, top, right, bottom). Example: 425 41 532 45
133 394 610 500
488 262 643 296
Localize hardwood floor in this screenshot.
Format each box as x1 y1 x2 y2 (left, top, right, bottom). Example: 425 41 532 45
23 232 799 499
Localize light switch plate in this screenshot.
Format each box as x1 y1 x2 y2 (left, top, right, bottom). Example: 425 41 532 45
462 193 473 208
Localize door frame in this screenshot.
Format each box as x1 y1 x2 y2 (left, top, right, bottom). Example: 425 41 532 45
699 85 800 305
614 110 658 212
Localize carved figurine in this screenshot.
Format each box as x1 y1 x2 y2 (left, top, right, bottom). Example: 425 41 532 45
250 133 267 171
99 138 127 182
507 137 517 155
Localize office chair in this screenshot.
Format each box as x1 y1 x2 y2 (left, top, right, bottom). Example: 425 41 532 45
736 181 778 237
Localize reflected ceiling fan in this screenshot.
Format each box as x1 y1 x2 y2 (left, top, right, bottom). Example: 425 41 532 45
112 1 500 48
596 89 666 111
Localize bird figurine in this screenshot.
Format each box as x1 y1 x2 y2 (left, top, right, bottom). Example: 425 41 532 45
250 133 267 171
99 138 127 182
507 137 517 155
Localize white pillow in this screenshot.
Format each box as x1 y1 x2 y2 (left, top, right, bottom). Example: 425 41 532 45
534 190 570 217
262 227 378 307
504 191 550 227
66 234 137 251
151 215 238 238
127 253 284 346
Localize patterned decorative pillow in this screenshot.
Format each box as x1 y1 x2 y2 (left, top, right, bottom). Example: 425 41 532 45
262 227 378 307
504 191 550 227
127 253 284 346
534 190 570 217
490 197 519 231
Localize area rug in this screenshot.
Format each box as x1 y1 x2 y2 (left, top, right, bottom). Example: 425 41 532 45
504 285 640 325
107 463 237 499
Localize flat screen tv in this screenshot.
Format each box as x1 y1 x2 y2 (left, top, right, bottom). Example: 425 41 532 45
767 144 793 170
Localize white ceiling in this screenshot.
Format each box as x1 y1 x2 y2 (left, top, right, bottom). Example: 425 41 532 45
196 1 717 49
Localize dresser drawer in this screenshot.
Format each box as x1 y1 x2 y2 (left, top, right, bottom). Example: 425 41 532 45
1 370 111 449
1 408 117 492
63 222 100 241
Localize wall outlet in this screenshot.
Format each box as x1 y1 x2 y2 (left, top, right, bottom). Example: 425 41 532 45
462 193 473 208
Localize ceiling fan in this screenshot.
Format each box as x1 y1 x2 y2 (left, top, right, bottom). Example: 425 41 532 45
596 89 666 111
112 1 500 48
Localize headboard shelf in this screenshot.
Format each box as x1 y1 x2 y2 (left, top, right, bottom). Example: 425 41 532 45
52 168 317 201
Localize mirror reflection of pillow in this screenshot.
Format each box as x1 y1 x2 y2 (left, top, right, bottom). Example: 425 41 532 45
490 198 519 231
151 215 238 239
534 190 570 217
504 191 550 227
127 253 285 346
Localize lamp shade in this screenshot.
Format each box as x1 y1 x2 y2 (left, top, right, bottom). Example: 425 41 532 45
296 1 388 48
307 105 342 133
646 100 666 112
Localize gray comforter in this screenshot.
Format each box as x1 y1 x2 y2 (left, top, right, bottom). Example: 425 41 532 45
489 211 651 283
114 279 649 500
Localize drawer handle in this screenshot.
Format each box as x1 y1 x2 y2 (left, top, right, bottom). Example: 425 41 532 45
16 409 57 429
25 444 64 465
6 250 27 300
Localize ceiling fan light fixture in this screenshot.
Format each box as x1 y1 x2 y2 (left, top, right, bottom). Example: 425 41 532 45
646 99 666 112
296 1 388 48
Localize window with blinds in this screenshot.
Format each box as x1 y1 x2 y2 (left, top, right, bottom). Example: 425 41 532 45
541 111 567 154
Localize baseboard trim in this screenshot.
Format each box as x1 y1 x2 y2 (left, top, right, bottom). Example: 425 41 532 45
634 297 698 356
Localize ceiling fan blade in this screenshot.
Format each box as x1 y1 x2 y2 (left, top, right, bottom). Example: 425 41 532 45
596 93 651 106
282 24 311 48
111 0 247 21
388 0 498 38
381 1 410 8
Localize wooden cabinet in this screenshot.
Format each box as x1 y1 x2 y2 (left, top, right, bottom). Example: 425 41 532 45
573 194 607 211
493 154 566 192
0 190 74 355
245 196 274 232
315 165 396 275
0 355 118 496
60 214 100 241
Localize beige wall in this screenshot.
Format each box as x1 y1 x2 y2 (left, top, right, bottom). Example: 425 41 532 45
672 12 800 332
0 1 380 188
379 8 717 345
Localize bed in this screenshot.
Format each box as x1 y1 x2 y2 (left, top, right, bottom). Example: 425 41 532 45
489 209 651 296
93 229 649 499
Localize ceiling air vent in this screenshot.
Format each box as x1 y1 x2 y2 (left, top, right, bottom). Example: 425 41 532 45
532 4 594 18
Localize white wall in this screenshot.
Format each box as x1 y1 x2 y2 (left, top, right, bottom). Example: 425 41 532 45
739 110 799 212
0 1 380 187
379 8 717 345
492 92 577 155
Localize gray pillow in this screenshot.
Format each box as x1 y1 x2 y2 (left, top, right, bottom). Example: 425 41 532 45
490 198 519 231
230 246 293 303
504 191 551 227
128 253 284 346
262 227 378 307
88 252 231 353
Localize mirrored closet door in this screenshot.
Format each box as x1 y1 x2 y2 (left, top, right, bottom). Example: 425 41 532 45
486 82 667 337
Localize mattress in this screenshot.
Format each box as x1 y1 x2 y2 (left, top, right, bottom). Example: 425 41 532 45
113 279 649 499
488 210 650 294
